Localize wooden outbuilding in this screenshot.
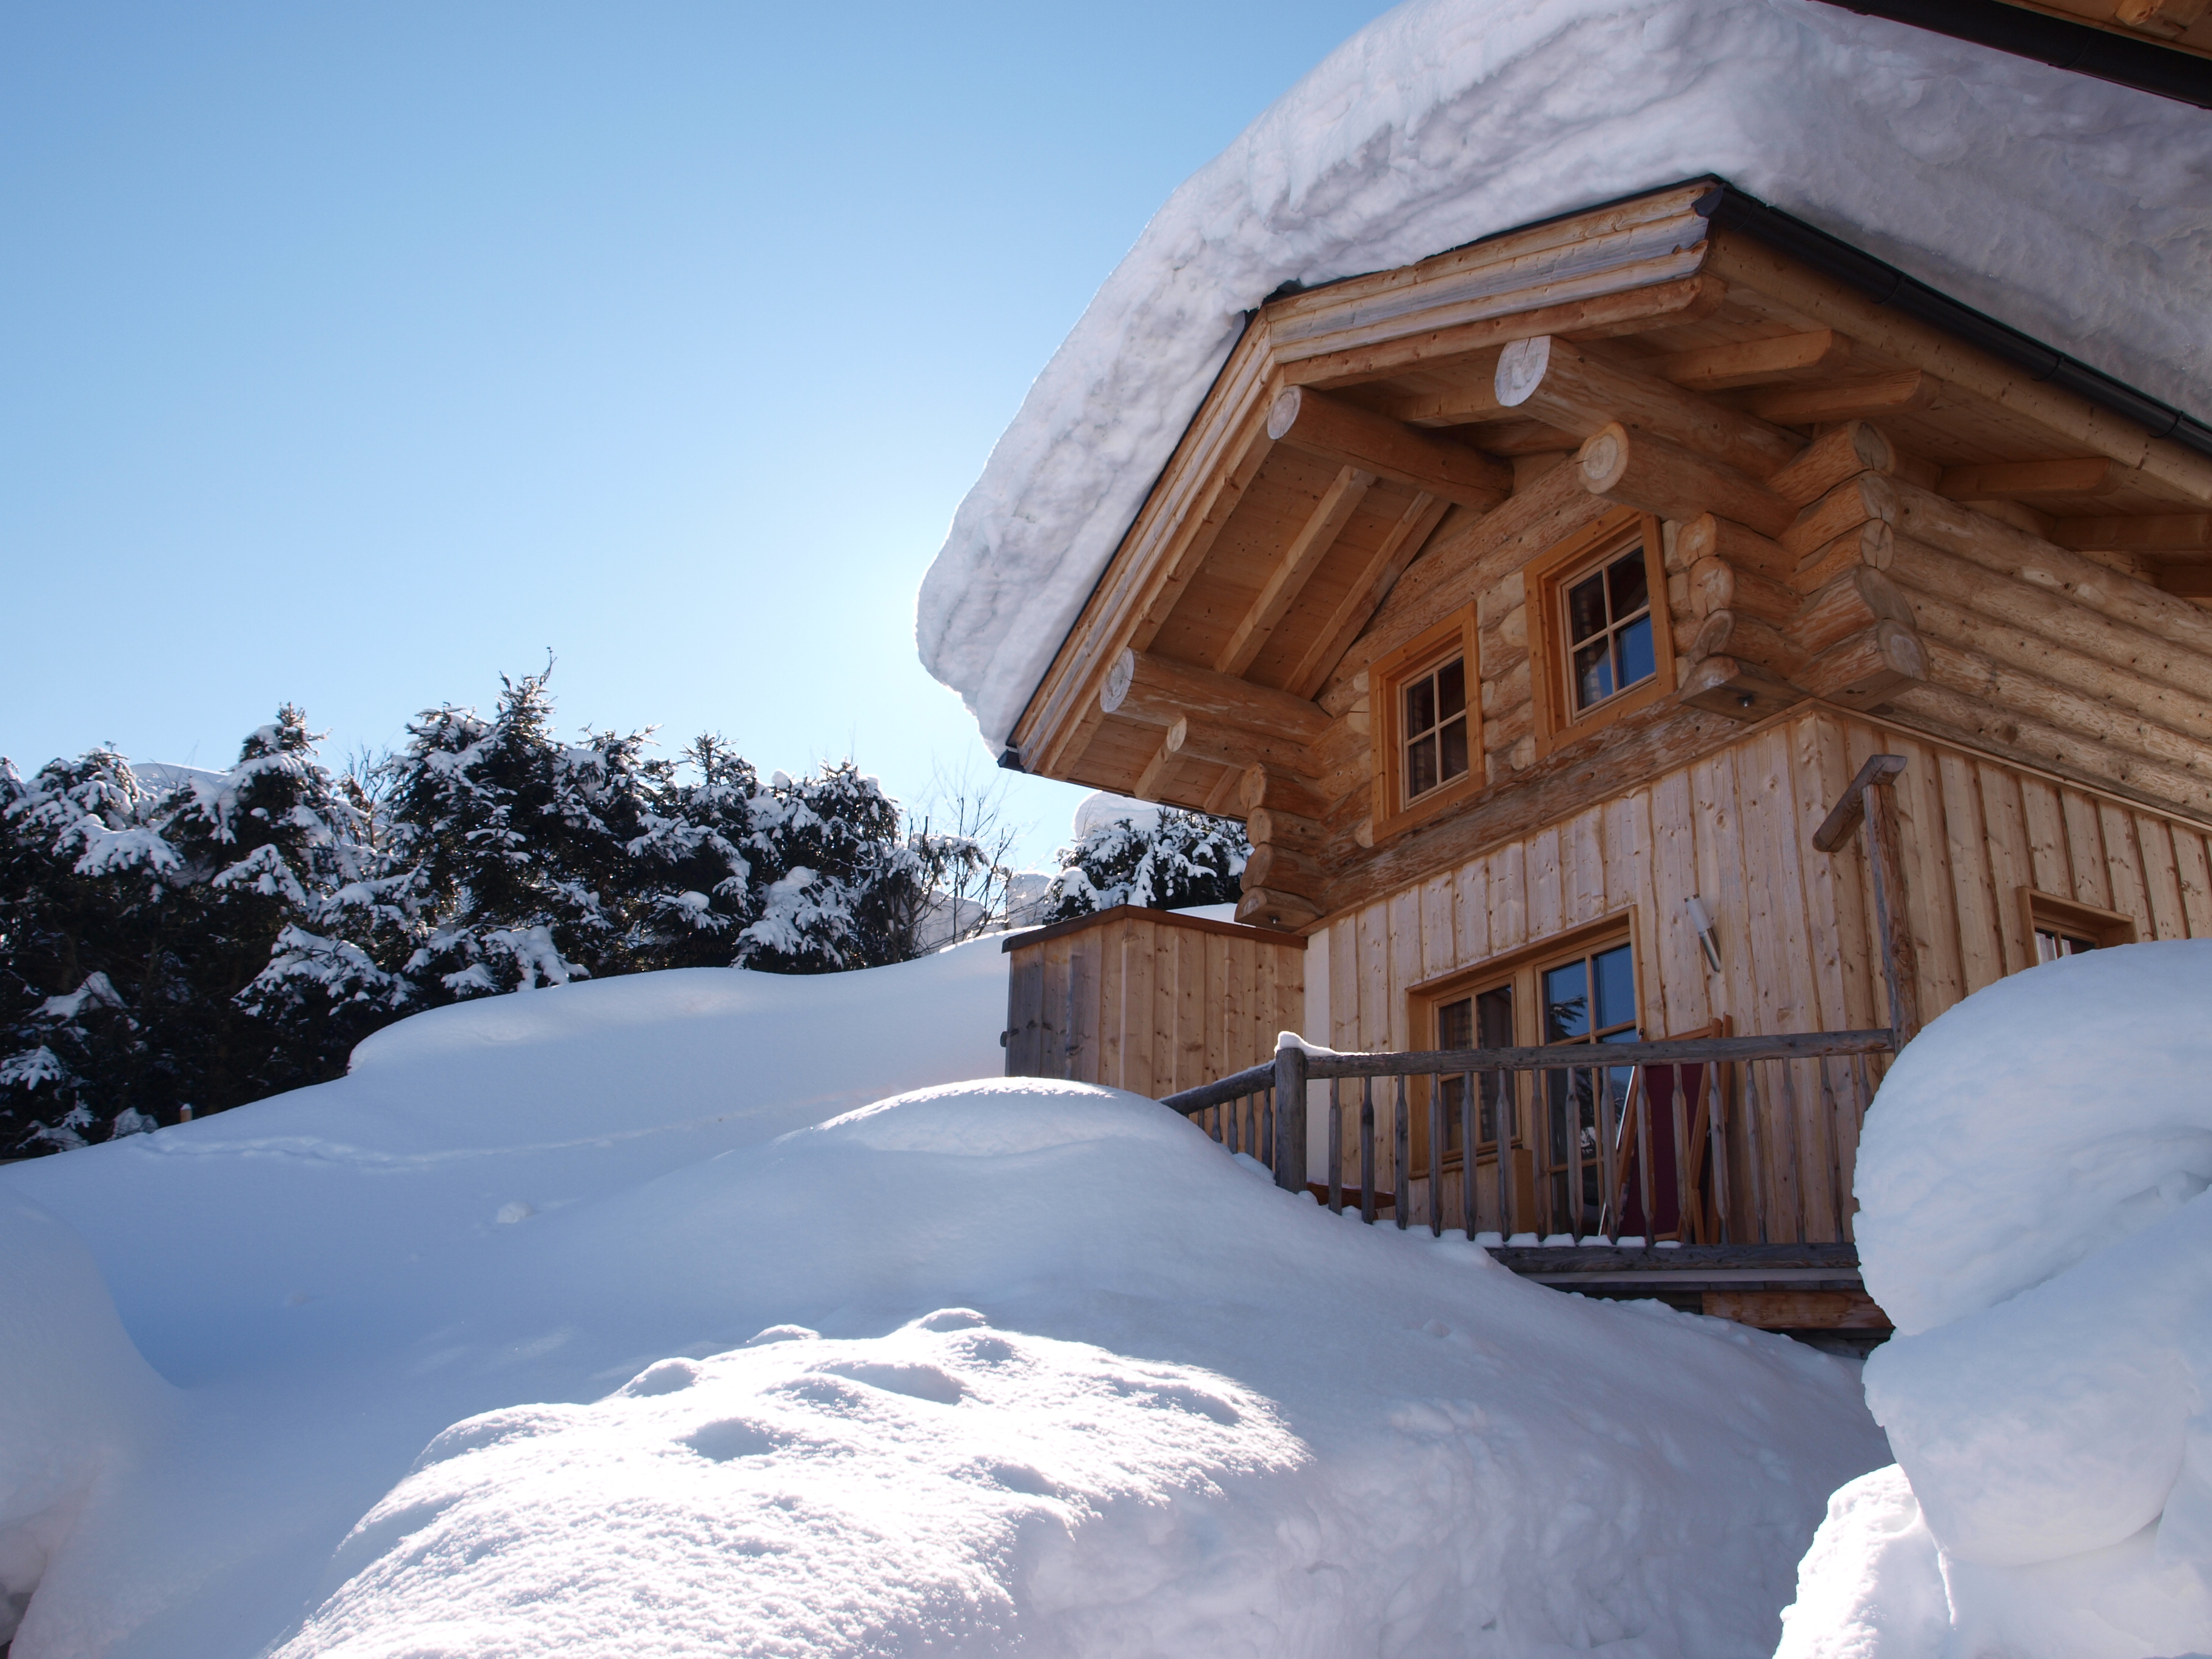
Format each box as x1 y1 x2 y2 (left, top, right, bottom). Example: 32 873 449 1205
997 179 2212 1332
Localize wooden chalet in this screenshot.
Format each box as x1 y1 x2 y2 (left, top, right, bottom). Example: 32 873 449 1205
999 179 2212 1335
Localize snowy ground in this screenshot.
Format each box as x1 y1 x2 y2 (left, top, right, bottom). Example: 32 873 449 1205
2 936 1886 1657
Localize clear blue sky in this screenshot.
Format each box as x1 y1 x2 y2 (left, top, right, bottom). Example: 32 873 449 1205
1 2 1393 867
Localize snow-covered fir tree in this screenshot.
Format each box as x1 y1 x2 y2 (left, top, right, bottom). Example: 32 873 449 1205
2 671 996 1155
1042 806 1249 922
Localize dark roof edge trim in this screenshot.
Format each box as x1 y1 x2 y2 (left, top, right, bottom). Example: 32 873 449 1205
1814 0 2212 108
1695 183 2212 463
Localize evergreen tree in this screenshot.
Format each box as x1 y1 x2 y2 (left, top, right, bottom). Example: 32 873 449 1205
1042 807 1249 922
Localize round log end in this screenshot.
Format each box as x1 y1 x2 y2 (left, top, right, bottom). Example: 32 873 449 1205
1577 423 1631 493
1875 619 1928 681
1164 714 1191 753
1265 387 1304 442
1494 335 1552 409
1100 646 1136 713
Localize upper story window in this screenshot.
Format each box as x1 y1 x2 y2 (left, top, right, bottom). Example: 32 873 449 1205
1403 656 1469 801
1527 509 1672 759
1565 546 1657 714
1371 604 1482 837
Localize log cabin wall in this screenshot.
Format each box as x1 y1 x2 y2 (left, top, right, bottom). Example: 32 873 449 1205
1313 703 2212 1238
1003 906 1305 1096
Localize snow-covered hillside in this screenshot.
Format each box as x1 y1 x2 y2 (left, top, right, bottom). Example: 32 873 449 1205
1 939 1886 1658
915 0 2212 749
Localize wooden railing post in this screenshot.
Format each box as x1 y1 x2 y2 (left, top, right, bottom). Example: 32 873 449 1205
1272 1037 1309 1195
1813 754 1922 1047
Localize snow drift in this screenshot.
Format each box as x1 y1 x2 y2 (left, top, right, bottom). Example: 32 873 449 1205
1779 941 2212 1657
914 0 2212 750
1 939 1887 1657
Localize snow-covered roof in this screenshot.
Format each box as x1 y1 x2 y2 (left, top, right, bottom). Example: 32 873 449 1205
916 0 2212 750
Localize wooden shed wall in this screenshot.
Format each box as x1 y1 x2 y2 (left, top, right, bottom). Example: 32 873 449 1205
1319 703 2212 1233
1005 910 1305 1096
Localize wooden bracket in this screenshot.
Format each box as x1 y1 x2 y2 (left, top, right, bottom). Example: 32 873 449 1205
1814 754 1920 1047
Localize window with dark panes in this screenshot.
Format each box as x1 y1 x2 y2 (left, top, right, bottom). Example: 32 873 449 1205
1436 983 1514 1152
1540 940 1640 1233
1563 545 1656 714
1401 656 1470 804
2034 926 2099 963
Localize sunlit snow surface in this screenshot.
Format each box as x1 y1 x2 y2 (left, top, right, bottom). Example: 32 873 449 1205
915 0 2212 749
1779 941 2212 1657
1 939 1885 1657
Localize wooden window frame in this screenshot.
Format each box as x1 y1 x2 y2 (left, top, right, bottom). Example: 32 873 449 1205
1526 508 1671 759
1370 603 1482 840
2019 886 2137 963
1404 910 1643 1172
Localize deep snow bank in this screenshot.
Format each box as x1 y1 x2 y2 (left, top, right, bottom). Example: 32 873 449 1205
1778 942 2212 1657
915 0 2212 749
2 939 1886 1657
270 1081 1882 1657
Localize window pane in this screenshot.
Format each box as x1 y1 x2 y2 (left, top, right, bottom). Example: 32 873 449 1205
1594 944 1636 1030
1439 716 1469 782
1614 614 1655 691
1574 639 1613 709
1566 572 1607 643
1405 674 1436 736
1436 657 1466 719
1408 733 1438 798
1544 960 1588 1042
1476 986 1513 1047
1438 997 1473 1050
1607 549 1649 619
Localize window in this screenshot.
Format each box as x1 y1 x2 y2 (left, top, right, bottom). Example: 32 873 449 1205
1526 509 1672 757
1402 657 1470 802
1370 605 1481 837
1564 546 1656 714
1417 919 1641 1236
2020 887 2136 965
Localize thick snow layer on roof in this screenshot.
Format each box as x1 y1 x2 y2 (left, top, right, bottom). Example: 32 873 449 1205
916 0 2212 749
0 938 1885 1657
1778 942 2212 1657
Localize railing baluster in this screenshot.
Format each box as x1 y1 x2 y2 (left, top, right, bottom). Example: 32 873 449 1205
1707 1059 1729 1244
1427 1072 1444 1238
1743 1059 1769 1244
1598 1064 1621 1244
1328 1077 1344 1215
1461 1070 1476 1240
1634 1061 1656 1247
1393 1074 1410 1231
1496 1067 1513 1240
1671 1061 1692 1245
1261 1082 1275 1171
1359 1076 1377 1225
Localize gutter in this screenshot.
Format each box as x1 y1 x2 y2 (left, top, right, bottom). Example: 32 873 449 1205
1815 0 2212 106
1695 183 2212 463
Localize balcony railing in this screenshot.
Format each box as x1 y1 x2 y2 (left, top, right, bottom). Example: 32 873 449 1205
1158 1029 1898 1248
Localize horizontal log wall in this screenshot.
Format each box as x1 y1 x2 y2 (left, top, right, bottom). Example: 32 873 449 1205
1005 911 1304 1097
1320 706 2212 1239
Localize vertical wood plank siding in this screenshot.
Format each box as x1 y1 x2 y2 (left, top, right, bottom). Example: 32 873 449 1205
1004 911 1304 1094
1323 706 2212 1231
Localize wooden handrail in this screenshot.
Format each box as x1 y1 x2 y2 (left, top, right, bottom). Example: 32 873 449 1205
1158 1027 1895 1117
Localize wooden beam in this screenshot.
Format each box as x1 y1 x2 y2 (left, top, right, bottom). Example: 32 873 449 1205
1284 492 1451 700
1574 422 1796 538
2053 512 2212 552
1266 387 1511 511
1131 734 1178 800
1216 466 1375 677
1766 421 1894 509
1938 457 2123 500
1164 712 1321 777
1235 886 1323 932
1749 370 1934 426
1373 350 1509 426
1237 763 1329 820
1493 335 1802 478
1811 754 1919 1045
2157 567 2212 598
1246 805 1327 850
1647 329 1853 391
1099 649 1332 746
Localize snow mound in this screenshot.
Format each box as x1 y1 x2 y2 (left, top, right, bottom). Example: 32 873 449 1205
915 0 2211 748
1779 943 2212 1657
276 1315 1303 1659
0 1196 173 1655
